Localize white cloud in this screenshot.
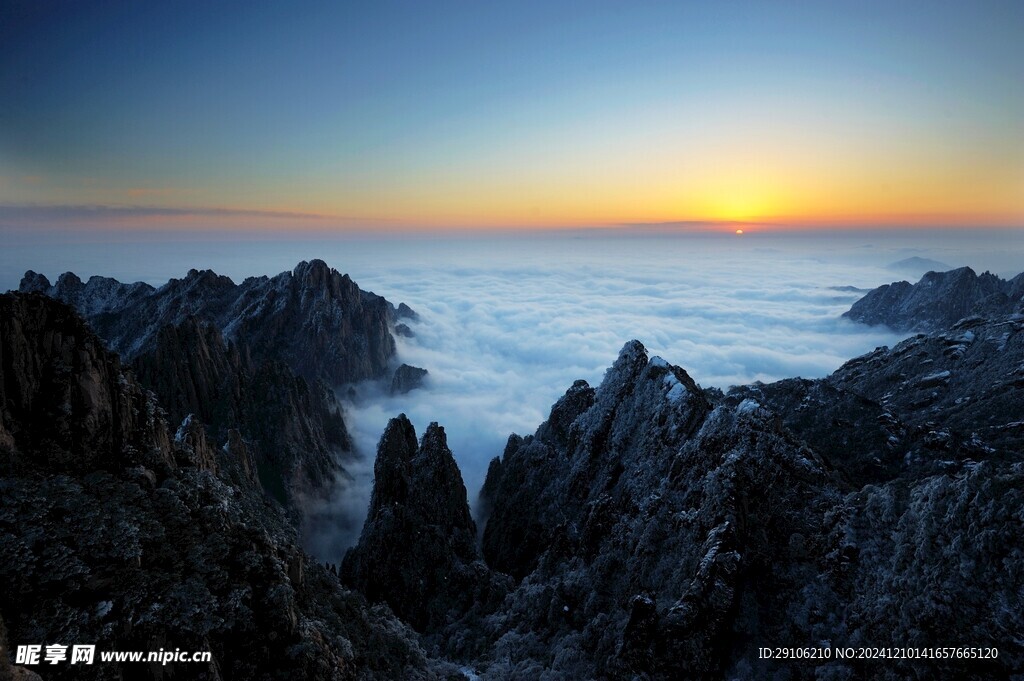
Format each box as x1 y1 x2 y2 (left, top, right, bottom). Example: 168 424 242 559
323 234 922 558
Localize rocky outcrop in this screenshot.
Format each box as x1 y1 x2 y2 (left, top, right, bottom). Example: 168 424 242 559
0 293 176 477
21 260 413 385
472 341 1022 678
394 303 418 321
725 312 1024 485
0 293 452 680
132 316 352 508
725 378 903 486
382 338 1019 679
341 416 505 637
19 270 156 318
826 315 1024 457
390 364 428 395
476 342 845 679
843 266 1024 332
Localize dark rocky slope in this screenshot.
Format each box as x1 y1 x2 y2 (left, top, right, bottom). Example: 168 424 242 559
20 259 407 386
842 266 1024 332
0 293 174 477
345 337 1022 679
726 314 1024 485
0 293 454 680
132 316 352 510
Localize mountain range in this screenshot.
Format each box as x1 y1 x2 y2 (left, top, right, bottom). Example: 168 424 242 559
2 263 1021 680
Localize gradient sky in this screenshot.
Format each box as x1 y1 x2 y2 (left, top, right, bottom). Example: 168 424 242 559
1 0 1022 230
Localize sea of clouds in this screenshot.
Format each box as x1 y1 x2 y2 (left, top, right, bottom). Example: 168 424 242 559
4 227 1022 559
288 229 1023 558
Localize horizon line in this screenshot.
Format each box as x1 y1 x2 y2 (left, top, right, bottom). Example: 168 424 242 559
1 202 1022 233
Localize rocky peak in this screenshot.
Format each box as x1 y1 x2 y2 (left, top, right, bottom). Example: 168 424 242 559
341 415 500 634
293 258 333 286
396 302 419 320
534 379 595 448
416 423 477 546
569 340 709 463
54 270 84 291
360 416 478 555
1010 271 1024 299
181 268 234 287
18 269 51 291
20 270 155 319
370 414 419 507
391 363 428 395
481 341 710 579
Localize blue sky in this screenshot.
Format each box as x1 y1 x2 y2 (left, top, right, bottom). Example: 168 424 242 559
1 0 1022 228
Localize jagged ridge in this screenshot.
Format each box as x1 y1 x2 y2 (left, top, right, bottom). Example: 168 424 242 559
20 259 409 386
341 416 506 636
345 336 1022 679
842 266 1024 332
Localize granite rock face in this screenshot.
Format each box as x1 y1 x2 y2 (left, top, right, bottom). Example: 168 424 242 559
0 293 451 680
842 266 1024 332
20 260 410 386
132 316 352 510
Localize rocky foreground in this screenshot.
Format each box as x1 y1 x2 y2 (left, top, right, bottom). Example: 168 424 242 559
2 265 1022 680
0 292 458 680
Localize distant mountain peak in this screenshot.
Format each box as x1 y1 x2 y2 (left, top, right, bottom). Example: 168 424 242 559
843 266 1024 332
886 256 952 274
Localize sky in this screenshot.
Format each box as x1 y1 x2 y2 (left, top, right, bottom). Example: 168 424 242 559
1 0 1022 230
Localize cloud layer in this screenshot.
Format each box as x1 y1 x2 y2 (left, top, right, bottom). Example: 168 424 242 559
336 236 910 511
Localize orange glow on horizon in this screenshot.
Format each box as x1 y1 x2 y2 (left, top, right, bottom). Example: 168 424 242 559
5 202 1021 234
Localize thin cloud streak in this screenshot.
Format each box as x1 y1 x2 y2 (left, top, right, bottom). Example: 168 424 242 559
0 203 370 226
